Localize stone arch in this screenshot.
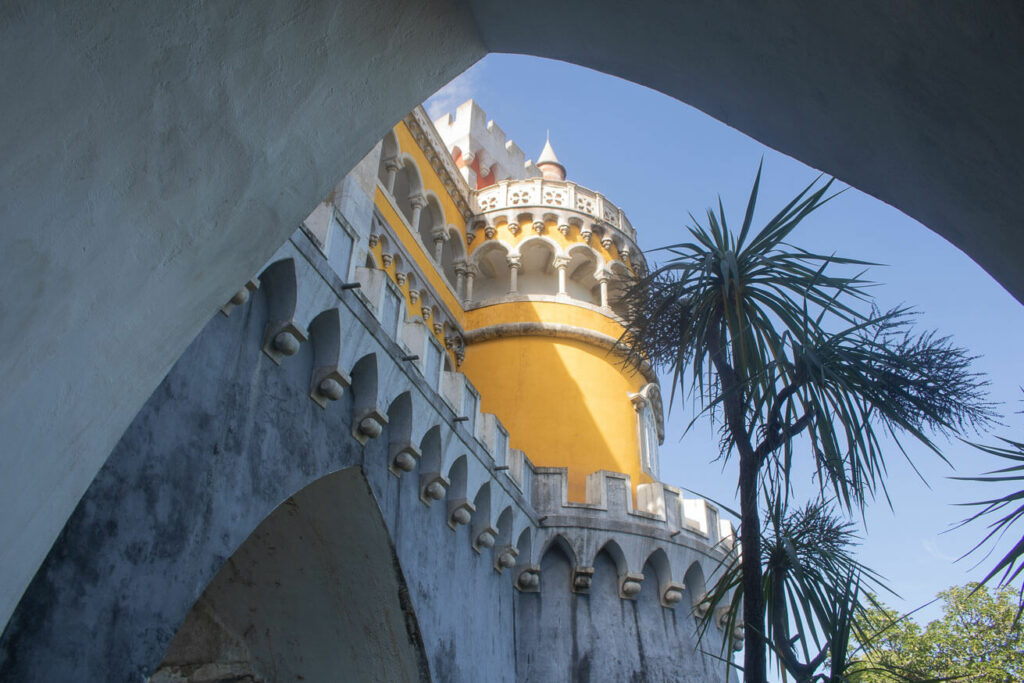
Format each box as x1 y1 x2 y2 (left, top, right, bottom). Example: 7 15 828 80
391 153 425 226
593 538 630 579
642 547 674 603
565 243 601 305
683 561 708 615
417 191 445 254
540 533 578 570
377 129 400 191
440 224 467 289
515 236 559 296
350 353 387 443
259 258 298 326
470 481 496 552
386 391 418 474
149 468 429 683
307 308 351 407
470 239 511 302
605 260 632 318
515 526 533 567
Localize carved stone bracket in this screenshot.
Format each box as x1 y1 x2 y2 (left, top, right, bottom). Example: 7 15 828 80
661 582 686 608
472 525 498 554
352 407 388 445
619 572 644 600
220 278 260 317
515 565 541 593
389 441 421 477
419 472 450 507
309 366 352 409
262 320 307 366
494 545 518 573
572 566 595 594
447 497 476 530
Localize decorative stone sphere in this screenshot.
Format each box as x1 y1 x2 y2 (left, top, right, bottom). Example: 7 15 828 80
393 451 416 472
621 579 642 597
425 481 446 500
451 507 471 526
230 288 249 306
497 551 516 569
573 574 591 591
318 378 344 401
358 416 383 438
518 571 539 590
476 530 495 548
273 330 300 355
663 589 683 605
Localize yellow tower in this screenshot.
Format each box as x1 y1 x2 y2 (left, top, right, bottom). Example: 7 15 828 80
371 100 663 502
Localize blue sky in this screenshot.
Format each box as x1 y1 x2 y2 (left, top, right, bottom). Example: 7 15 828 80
426 54 1024 628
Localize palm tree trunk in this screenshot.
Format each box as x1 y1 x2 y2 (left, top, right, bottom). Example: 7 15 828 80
740 450 767 682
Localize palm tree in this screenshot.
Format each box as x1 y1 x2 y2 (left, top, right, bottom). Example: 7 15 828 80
619 164 994 682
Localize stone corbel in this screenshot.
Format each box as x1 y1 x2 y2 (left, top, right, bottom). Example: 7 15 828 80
220 278 260 317
381 253 393 268
484 224 497 239
419 472 450 506
572 566 595 594
661 582 686 608
531 220 545 235
601 235 614 250
352 407 388 445
368 233 380 248
619 572 644 600
447 497 476 530
731 622 745 651
558 223 570 237
507 221 521 236
694 594 712 620
409 289 420 304
309 365 352 409
389 441 421 477
396 271 407 286
433 320 444 336
515 565 541 592
262 320 307 365
494 545 518 573
472 525 498 554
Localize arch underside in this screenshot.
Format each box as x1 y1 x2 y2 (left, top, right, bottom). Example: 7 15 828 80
1 0 1022 642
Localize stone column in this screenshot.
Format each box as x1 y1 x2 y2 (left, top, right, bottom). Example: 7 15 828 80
597 273 610 308
507 255 521 294
432 227 446 261
464 264 477 307
383 157 400 194
409 193 427 229
454 261 468 299
554 256 571 296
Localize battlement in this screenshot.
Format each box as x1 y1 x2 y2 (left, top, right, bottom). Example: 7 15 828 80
433 100 542 187
532 467 735 551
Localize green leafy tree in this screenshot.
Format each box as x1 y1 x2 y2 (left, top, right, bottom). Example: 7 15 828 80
850 584 1024 681
619 166 994 682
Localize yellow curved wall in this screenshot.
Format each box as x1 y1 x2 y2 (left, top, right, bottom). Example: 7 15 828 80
459 317 653 502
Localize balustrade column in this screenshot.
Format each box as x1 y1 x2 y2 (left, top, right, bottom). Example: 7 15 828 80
409 193 427 229
554 256 571 296
432 227 446 261
597 274 610 308
507 255 522 294
463 265 477 307
454 261 467 299
383 158 400 194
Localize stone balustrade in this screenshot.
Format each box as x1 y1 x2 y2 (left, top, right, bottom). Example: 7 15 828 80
473 178 637 243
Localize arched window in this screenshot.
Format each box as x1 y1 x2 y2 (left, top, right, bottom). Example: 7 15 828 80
630 383 664 479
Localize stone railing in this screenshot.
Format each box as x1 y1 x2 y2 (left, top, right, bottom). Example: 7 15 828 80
472 178 637 243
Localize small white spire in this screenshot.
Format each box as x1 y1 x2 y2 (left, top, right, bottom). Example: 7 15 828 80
537 134 566 180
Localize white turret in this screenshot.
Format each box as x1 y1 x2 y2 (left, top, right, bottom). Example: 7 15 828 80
536 135 566 181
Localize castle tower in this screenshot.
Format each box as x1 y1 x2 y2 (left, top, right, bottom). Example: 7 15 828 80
434 101 660 501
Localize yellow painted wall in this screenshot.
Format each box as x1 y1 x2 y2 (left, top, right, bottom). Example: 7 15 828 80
465 300 625 339
460 332 653 503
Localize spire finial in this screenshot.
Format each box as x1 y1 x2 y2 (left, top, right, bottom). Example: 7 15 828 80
537 134 565 181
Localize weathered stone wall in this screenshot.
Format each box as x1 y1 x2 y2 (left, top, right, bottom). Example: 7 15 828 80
0 230 734 681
